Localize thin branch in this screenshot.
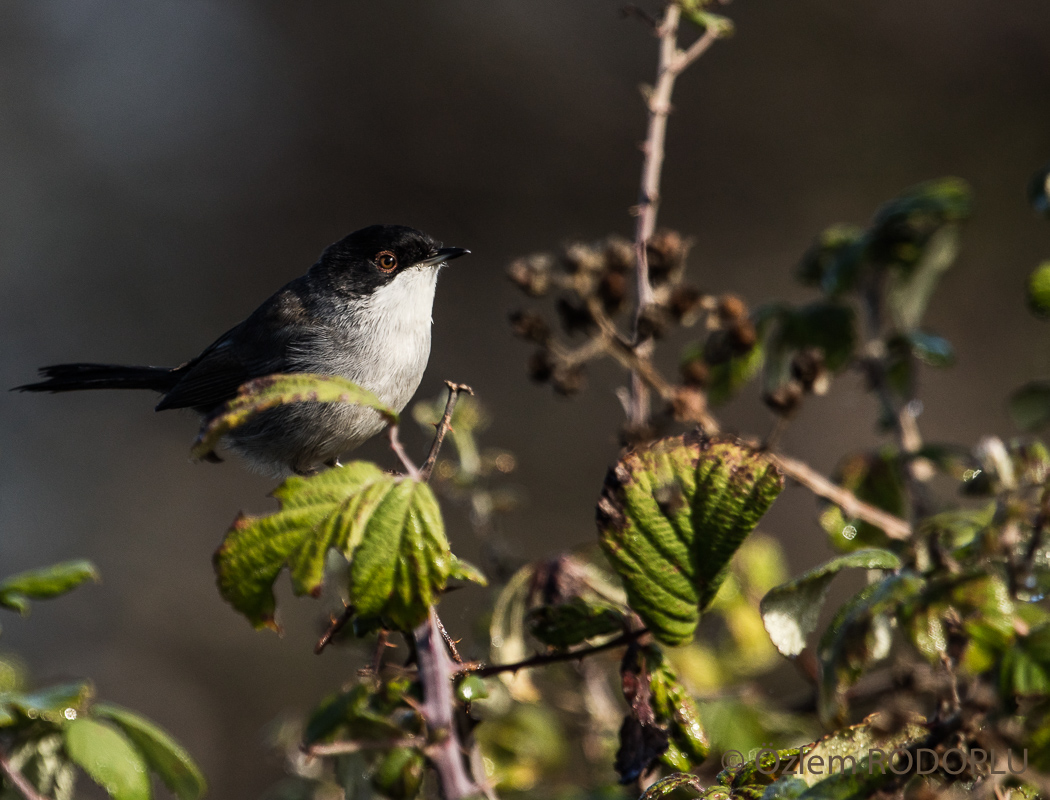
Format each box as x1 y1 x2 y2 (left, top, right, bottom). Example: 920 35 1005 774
463 628 648 678
315 603 355 655
628 3 720 428
0 751 48 800
414 608 481 799
770 452 912 540
420 382 474 482
389 424 421 480
305 736 425 758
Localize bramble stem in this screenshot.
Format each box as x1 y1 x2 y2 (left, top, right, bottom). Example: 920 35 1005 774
420 382 474 482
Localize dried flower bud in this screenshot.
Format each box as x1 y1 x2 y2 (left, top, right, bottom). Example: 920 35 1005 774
636 303 669 340
507 254 553 296
703 330 733 365
790 348 827 393
646 229 686 282
509 310 552 345
598 270 628 313
669 285 704 324
728 319 758 354
562 243 604 274
604 237 635 274
671 386 707 423
527 349 554 383
717 294 748 323
680 357 709 387
551 362 585 396
763 381 804 415
556 298 595 335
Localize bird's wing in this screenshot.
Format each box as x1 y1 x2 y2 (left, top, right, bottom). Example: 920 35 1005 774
155 282 315 412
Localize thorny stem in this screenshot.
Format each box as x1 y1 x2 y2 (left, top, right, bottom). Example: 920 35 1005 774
413 609 481 799
420 382 474 482
315 603 355 655
0 750 47 800
628 4 720 428
462 628 650 678
305 737 425 758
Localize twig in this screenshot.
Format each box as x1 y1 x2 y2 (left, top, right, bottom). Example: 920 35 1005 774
0 750 48 800
413 608 481 799
628 4 720 428
435 613 463 663
420 382 474 482
315 603 355 654
770 452 912 540
389 424 421 480
463 628 649 678
304 736 425 758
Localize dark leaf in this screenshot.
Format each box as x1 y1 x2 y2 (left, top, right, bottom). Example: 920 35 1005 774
906 330 955 367
1029 162 1050 218
526 597 624 649
779 303 857 372
597 432 784 646
796 224 867 296
1027 262 1050 318
1011 381 1050 432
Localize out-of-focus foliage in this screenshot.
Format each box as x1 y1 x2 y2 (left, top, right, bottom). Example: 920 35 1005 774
0 563 205 800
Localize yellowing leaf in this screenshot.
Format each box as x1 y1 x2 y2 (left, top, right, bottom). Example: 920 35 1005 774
597 432 783 646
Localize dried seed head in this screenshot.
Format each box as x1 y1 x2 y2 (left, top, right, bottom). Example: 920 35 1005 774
717 294 748 323
509 310 552 344
671 386 708 423
790 348 827 393
599 270 628 313
604 236 635 274
637 303 670 340
508 254 554 296
763 381 804 415
527 349 554 383
556 298 595 335
646 229 686 283
562 243 604 274
728 319 758 354
680 357 709 387
669 285 704 324
551 362 586 396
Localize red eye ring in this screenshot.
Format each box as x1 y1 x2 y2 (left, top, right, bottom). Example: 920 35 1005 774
375 250 398 272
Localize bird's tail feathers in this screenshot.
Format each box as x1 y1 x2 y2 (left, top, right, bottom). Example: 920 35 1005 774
14 363 179 394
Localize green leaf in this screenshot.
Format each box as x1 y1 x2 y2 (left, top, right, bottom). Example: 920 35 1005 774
639 773 703 800
760 549 901 658
779 303 857 372
0 561 99 614
1010 382 1050 432
1 682 93 725
192 373 398 461
214 462 483 631
1002 624 1050 699
705 341 764 406
818 573 924 724
370 747 425 800
906 330 955 367
647 649 710 769
869 177 972 271
597 432 784 646
796 224 867 296
65 718 151 800
1027 262 1050 318
885 224 960 332
92 704 206 800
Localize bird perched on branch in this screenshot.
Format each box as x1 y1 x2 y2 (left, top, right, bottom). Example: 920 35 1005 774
16 224 469 475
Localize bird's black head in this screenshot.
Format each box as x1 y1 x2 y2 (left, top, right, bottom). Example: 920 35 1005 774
314 224 469 295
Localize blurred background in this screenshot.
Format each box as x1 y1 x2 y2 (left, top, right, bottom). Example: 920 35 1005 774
3 0 1050 796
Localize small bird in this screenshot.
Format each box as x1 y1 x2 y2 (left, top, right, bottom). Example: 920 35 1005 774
16 224 469 475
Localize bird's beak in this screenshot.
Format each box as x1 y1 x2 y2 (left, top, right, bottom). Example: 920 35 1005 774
419 247 470 267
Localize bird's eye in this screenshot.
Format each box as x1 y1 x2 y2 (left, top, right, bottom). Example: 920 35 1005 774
375 251 398 272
